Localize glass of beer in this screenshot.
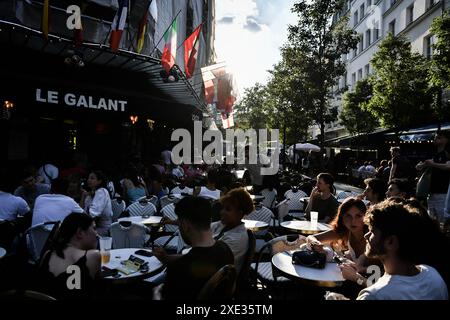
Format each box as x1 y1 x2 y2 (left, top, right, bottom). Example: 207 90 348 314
99 237 112 264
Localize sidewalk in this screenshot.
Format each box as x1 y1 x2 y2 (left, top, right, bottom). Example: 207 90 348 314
334 182 363 194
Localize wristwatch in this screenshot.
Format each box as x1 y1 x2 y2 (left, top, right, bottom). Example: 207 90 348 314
356 274 366 286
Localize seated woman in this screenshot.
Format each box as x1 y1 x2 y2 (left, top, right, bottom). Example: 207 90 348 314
122 167 147 203
305 173 339 223
306 198 375 287
80 171 113 237
40 213 101 299
211 188 254 274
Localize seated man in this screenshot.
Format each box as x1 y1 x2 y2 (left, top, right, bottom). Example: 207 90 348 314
156 196 234 300
14 170 50 209
357 200 448 300
32 178 84 227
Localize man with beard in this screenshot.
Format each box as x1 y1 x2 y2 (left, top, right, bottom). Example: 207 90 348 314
357 200 448 300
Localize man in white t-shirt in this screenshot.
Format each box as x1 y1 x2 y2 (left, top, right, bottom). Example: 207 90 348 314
357 200 448 300
0 191 30 221
32 178 84 227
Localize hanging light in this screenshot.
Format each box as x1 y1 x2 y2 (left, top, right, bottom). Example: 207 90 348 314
130 115 138 124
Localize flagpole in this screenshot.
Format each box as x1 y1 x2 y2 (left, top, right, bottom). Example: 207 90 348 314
150 9 182 57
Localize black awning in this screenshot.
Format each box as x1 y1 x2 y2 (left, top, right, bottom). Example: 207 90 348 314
0 19 208 117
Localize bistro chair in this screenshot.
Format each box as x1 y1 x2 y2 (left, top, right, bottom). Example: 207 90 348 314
153 203 180 252
197 264 237 300
126 200 157 217
24 221 60 265
0 290 57 301
111 197 127 222
260 188 278 209
246 206 273 252
250 235 300 299
284 188 307 219
234 229 256 298
159 195 175 209
110 221 150 249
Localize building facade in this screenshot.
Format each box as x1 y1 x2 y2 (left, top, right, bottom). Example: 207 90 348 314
308 0 448 142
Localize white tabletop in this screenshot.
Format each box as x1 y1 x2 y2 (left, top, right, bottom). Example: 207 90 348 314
250 195 265 202
0 247 6 259
242 219 269 232
103 248 164 282
118 216 162 226
272 251 344 287
281 220 331 235
300 197 310 202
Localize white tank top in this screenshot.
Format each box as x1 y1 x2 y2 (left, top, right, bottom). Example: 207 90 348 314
199 187 221 200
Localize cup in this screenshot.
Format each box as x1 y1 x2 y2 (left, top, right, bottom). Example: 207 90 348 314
310 211 319 228
99 236 112 264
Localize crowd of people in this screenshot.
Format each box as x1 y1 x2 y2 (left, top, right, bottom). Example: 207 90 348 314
0 130 449 300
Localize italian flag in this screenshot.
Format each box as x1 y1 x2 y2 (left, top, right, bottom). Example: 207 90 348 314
161 17 178 75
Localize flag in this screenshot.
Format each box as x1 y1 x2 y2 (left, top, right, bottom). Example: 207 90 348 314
109 0 128 52
221 112 234 129
137 0 157 53
184 22 204 78
136 10 148 53
42 0 50 40
217 73 236 113
161 17 178 74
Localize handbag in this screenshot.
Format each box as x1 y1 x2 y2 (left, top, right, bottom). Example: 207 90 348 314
292 249 326 269
416 167 432 198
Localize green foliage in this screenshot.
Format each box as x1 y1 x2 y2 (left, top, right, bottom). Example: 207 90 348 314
276 0 358 148
366 33 433 130
429 12 450 89
340 78 379 135
233 83 269 130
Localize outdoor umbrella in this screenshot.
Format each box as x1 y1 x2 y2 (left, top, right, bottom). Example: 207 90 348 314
291 143 321 152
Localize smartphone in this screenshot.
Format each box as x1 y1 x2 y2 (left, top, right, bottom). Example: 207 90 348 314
129 254 146 265
101 266 119 277
134 249 154 257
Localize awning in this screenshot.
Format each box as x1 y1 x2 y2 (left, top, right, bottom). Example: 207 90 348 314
0 19 209 115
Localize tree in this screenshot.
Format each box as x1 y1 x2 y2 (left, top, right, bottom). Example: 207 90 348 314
429 12 450 124
233 83 269 130
340 78 379 136
366 33 433 130
279 0 359 151
429 12 450 90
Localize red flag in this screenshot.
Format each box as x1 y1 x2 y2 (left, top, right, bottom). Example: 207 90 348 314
184 22 204 78
217 73 236 113
109 0 128 52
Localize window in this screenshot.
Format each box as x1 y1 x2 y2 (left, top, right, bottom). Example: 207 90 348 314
360 4 365 20
407 4 414 25
424 35 435 58
352 73 356 85
390 0 397 7
354 47 358 58
358 69 363 80
426 0 436 10
354 11 359 26
366 29 371 48
366 0 372 8
374 26 380 40
343 72 348 88
359 35 364 52
365 64 370 76
389 19 396 35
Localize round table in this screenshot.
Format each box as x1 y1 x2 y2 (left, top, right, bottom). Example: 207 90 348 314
281 221 331 235
0 247 6 260
118 216 162 227
272 251 344 287
242 219 269 232
102 248 164 283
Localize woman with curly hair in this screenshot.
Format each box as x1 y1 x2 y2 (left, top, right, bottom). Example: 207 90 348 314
211 188 255 274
